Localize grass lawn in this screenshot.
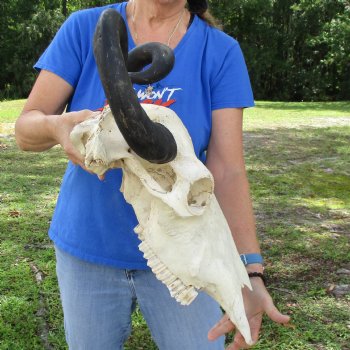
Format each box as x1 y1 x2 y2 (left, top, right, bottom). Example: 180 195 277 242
0 100 349 349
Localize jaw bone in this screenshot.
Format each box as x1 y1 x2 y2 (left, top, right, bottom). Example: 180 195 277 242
70 104 253 344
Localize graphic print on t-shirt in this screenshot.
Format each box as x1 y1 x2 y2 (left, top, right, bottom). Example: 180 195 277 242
134 83 182 107
97 83 183 111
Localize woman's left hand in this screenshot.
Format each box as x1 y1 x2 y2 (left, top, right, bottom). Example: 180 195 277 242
207 277 290 349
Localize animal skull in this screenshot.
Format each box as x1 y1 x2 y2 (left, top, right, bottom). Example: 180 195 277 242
74 7 255 345
70 104 253 344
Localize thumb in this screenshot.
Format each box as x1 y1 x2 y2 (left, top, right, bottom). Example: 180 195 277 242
265 300 290 324
79 110 101 122
69 110 100 124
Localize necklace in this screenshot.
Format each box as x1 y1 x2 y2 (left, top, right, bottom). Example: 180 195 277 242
131 0 186 47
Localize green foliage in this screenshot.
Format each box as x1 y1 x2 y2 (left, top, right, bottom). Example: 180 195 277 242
67 0 118 13
0 0 117 100
0 0 349 101
0 1 64 99
210 0 350 101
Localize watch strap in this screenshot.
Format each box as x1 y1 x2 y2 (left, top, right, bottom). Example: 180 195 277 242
240 253 264 266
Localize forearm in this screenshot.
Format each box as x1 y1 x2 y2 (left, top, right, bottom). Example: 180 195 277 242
214 169 258 251
211 168 263 272
15 110 60 152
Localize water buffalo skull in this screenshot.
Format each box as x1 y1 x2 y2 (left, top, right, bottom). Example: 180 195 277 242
70 9 253 345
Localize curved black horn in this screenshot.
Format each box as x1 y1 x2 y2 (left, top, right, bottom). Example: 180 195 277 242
127 43 175 85
93 9 177 163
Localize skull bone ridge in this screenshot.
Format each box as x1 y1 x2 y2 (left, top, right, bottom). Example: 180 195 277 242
70 104 253 345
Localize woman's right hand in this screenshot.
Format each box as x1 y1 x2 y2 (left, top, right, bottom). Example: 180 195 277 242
53 110 99 168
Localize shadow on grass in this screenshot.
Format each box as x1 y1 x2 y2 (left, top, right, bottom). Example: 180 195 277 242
244 127 350 334
0 135 63 236
0 138 67 193
242 126 350 350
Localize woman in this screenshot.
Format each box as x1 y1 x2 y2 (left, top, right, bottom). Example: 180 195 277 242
15 0 290 349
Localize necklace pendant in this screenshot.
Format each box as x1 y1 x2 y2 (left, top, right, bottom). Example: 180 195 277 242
145 85 154 98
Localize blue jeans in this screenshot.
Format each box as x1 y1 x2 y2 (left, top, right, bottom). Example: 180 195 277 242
55 246 225 350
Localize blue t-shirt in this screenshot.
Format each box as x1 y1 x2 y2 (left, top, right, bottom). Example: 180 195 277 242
35 2 254 269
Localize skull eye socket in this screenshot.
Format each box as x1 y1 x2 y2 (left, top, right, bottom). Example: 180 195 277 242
187 178 213 208
145 164 177 192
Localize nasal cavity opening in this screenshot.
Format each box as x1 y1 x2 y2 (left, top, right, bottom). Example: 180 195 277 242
187 178 213 208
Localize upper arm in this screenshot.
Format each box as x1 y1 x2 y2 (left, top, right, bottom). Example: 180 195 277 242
206 108 246 180
21 70 74 116
206 42 253 177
